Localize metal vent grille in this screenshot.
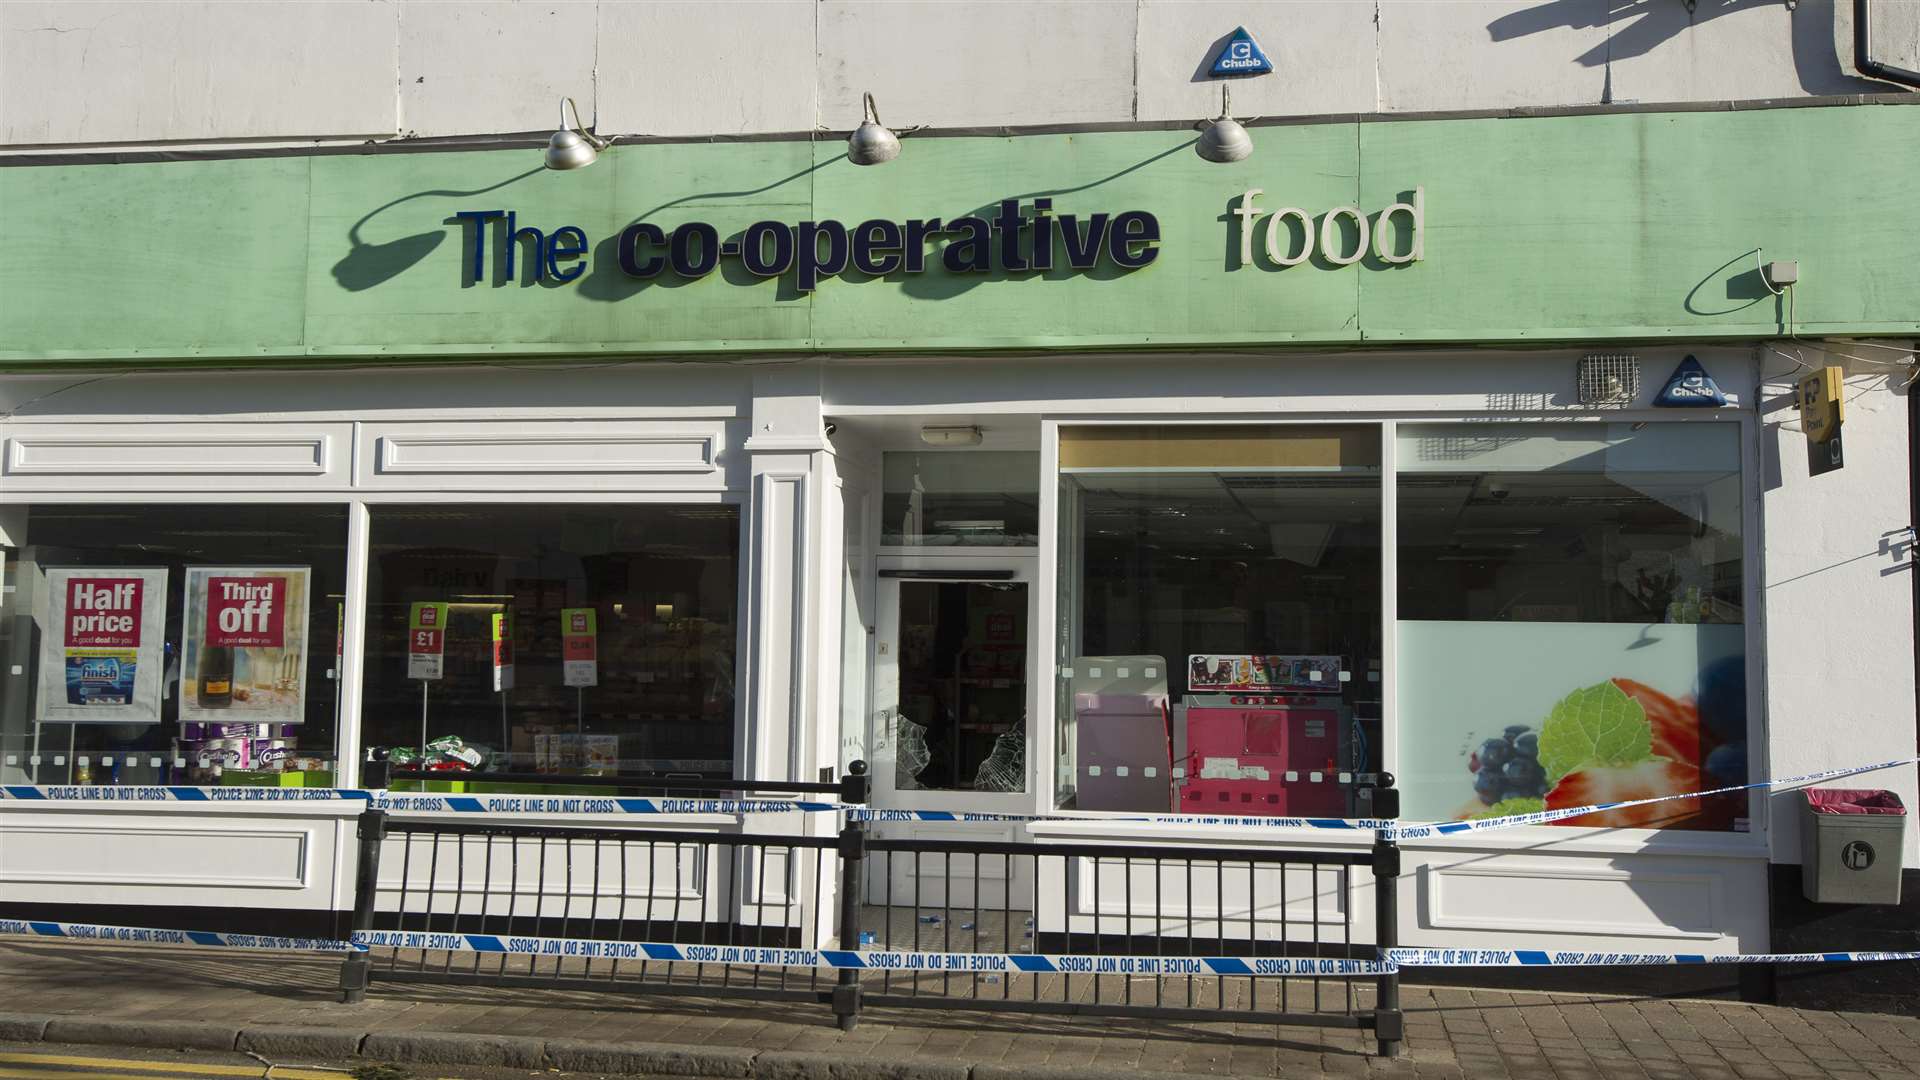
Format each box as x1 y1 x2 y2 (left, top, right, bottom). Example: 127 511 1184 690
1577 353 1639 406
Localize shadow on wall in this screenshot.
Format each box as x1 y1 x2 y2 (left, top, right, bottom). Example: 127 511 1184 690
1488 0 1889 95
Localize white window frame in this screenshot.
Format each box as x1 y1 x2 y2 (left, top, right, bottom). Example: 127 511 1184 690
1035 410 1767 859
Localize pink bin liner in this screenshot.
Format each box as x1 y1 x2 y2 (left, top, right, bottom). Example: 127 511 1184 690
1804 788 1907 815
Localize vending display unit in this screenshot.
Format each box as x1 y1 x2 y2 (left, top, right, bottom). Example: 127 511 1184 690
1180 694 1345 816
1178 655 1349 817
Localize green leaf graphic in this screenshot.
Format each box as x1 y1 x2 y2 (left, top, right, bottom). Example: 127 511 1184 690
1536 681 1653 784
1473 797 1546 820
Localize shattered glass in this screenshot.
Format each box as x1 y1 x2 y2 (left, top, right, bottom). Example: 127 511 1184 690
972 730 1026 792
894 714 931 789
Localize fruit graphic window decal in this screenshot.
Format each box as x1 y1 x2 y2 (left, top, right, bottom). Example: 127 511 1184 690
1465 669 1745 830
1395 421 1747 832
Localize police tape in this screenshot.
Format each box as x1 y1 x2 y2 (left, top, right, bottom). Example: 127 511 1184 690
857 756 1920 838
848 807 1394 829
0 786 827 815
367 794 838 815
2 755 1913 842
1387 948 1920 967
1380 755 1920 841
0 918 361 953
0 785 372 803
2 918 1915 973
349 929 1394 977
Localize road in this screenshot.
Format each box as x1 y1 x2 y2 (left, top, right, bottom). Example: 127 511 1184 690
0 1044 646 1080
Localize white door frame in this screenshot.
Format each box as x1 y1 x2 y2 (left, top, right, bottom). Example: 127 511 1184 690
870 553 1039 815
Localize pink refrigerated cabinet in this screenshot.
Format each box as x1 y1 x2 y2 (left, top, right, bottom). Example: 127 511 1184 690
1179 695 1345 817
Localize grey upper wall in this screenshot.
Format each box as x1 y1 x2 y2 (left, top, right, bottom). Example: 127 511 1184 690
2 0 1916 150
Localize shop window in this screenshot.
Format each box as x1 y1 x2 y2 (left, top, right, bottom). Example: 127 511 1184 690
361 505 739 782
882 452 1039 547
1055 425 1383 815
0 505 348 787
1395 422 1747 831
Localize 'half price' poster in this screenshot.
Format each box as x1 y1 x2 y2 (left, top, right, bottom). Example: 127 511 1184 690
37 567 169 725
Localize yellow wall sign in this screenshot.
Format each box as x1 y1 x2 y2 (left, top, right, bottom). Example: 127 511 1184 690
1796 366 1845 476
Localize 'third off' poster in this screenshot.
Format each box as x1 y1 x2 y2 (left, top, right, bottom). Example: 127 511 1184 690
181 567 312 726
37 568 169 725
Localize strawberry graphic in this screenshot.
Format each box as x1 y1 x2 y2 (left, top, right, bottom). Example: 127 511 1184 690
1615 677 1710 767
1545 760 1709 828
1545 758 1739 830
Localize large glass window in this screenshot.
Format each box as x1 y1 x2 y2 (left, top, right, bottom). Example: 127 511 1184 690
882 451 1039 547
361 505 740 783
1396 422 1747 831
0 505 348 787
1055 425 1382 815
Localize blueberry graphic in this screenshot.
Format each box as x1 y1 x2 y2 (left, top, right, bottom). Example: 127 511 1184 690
1705 742 1748 785
1695 657 1747 745
1503 725 1530 741
1502 757 1543 785
1479 739 1513 769
1514 731 1538 758
1474 769 1505 804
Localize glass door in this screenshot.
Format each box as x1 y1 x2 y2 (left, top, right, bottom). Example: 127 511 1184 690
871 561 1034 812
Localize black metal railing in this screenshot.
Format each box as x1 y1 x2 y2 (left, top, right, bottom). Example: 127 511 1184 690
340 764 1403 1056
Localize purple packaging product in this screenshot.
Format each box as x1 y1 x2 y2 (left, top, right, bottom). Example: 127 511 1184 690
194 722 265 740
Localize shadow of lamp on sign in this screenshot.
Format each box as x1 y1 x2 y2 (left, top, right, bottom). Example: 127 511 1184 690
330 167 543 292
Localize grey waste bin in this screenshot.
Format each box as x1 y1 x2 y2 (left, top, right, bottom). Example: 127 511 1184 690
1800 788 1906 904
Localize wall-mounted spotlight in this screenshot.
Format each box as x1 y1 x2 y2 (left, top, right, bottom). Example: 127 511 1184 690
1196 84 1252 164
545 96 612 171
848 92 903 166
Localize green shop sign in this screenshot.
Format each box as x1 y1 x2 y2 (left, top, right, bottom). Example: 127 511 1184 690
1 103 1915 368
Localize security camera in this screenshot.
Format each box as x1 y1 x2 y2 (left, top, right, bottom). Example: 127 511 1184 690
1488 481 1510 500
823 422 838 437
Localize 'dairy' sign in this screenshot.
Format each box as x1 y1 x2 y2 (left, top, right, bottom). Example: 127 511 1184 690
38 568 169 725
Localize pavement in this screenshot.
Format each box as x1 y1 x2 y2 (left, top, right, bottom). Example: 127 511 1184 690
3 938 1920 1080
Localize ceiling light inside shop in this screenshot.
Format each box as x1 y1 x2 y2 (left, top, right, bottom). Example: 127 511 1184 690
920 425 983 446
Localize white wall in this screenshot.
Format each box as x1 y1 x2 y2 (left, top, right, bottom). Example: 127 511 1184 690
1758 351 1920 869
2 0 1911 151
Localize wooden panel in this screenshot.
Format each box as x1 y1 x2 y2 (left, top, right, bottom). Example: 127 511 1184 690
1 423 349 491
1419 857 1728 940
358 419 739 490
0 820 312 890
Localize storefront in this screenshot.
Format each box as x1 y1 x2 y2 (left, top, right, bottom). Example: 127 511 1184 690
2 100 1916 962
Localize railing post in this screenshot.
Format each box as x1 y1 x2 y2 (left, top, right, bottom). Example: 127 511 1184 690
839 757 870 806
361 748 390 792
1368 776 1404 1057
833 761 868 1031
339 806 387 1003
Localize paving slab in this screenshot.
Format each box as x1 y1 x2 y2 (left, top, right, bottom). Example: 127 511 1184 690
1 937 1918 1079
